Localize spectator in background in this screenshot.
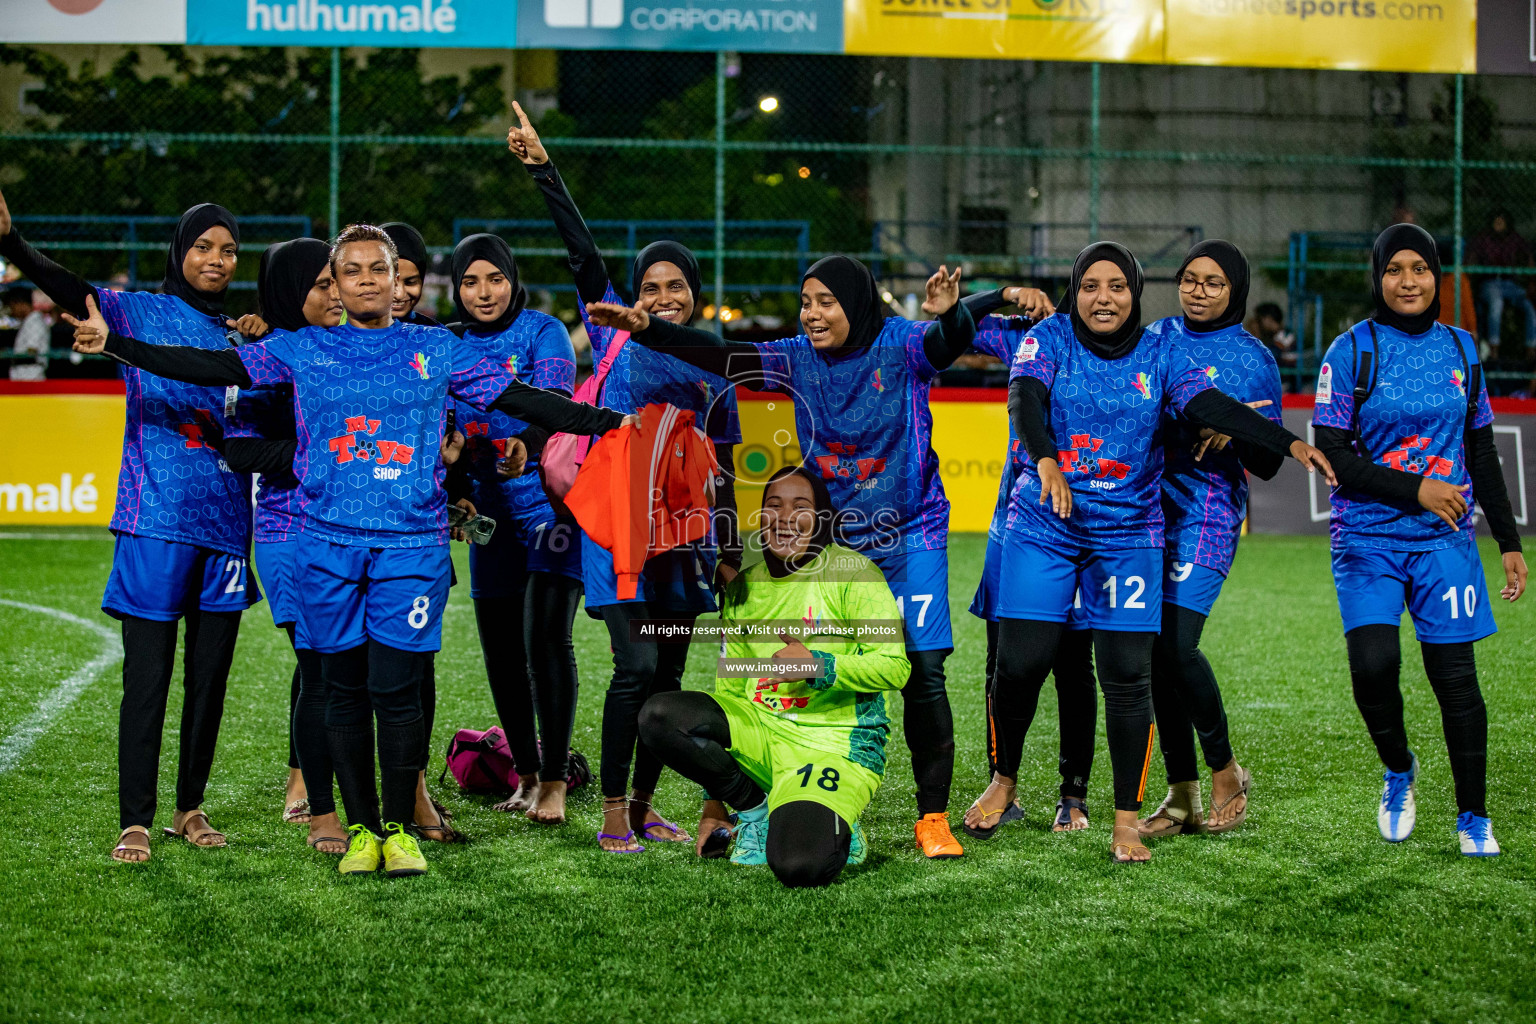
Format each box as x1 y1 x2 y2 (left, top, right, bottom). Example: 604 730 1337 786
1435 240 1478 337
1469 210 1536 359
1246 302 1296 377
4 285 48 381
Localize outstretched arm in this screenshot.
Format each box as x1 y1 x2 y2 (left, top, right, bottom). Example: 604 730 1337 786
585 302 769 386
72 295 251 387
0 187 96 319
1183 389 1335 485
510 103 612 306
918 265 979 373
488 379 628 437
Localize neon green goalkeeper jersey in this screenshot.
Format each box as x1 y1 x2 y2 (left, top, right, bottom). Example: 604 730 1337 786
714 544 910 774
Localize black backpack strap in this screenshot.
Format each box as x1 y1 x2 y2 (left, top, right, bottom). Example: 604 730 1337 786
1447 324 1482 427
1350 322 1379 458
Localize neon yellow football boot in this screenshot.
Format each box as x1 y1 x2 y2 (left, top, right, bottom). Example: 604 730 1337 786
382 822 428 878
338 823 383 876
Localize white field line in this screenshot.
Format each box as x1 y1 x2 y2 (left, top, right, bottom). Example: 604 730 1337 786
0 599 122 773
0 533 107 540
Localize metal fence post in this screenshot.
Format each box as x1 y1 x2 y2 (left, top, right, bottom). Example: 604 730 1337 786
329 47 341 240
1453 73 1464 327
1089 62 1101 242
713 51 727 336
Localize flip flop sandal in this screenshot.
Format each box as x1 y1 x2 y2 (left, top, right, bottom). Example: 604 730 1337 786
1111 824 1151 864
283 798 311 823
1204 765 1252 834
307 832 349 856
598 830 645 853
111 825 152 864
164 809 226 848
412 808 464 844
699 826 734 859
430 798 453 823
960 798 1023 840
1053 796 1090 832
639 819 692 843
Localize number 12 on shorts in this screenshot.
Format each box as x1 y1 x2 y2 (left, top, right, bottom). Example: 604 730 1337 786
794 763 840 791
1101 575 1146 609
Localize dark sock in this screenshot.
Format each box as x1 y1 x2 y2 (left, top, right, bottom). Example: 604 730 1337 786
328 725 381 836
904 648 955 816
1422 641 1488 816
378 716 426 829
1346 625 1414 774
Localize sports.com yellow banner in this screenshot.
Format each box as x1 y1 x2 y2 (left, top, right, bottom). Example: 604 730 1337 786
1162 0 1473 73
844 0 1166 63
0 393 122 526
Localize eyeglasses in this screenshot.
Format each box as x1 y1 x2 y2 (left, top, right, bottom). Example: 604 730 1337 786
1179 276 1228 297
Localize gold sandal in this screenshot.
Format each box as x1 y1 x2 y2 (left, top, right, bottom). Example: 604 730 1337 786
1204 765 1251 834
111 825 152 863
164 808 226 848
1112 824 1151 864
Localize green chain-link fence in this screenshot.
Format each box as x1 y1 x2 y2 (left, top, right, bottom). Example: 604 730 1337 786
3 44 1536 390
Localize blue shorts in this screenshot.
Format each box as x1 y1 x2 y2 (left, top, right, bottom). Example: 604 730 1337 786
1332 542 1496 644
868 545 953 652
580 531 719 617
254 539 300 627
294 533 453 654
996 531 1162 632
970 536 1088 629
1162 558 1228 617
102 533 261 622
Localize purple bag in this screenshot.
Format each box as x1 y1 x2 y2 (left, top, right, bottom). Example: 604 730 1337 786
440 726 590 794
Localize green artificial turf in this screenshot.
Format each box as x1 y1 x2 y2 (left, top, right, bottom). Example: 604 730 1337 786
0 530 1532 1023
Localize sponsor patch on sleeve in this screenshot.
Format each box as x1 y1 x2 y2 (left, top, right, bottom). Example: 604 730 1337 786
1018 337 1040 363
1315 363 1333 404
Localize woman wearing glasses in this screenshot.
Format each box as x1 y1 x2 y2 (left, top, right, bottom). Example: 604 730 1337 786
1136 241 1284 839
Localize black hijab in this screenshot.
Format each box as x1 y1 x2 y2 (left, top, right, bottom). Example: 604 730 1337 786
631 241 702 326
163 203 239 318
802 255 884 353
761 467 837 578
1068 242 1144 360
382 222 429 276
1370 223 1441 336
257 238 330 333
451 233 528 335
1177 239 1249 334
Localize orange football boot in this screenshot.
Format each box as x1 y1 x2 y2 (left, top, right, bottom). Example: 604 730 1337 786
914 812 964 859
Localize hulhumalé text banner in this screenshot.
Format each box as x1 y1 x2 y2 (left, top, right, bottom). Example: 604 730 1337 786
186 0 518 47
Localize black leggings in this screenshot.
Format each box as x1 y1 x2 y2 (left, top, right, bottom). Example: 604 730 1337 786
992 618 1155 812
322 640 430 836
598 603 694 798
1150 603 1234 785
473 572 583 782
904 648 955 816
986 621 1096 799
1346 624 1488 816
639 690 853 888
117 610 241 830
284 625 333 816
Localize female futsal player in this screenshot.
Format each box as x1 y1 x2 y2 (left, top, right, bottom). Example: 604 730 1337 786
508 103 742 852
976 242 1333 863
0 190 258 864
639 468 910 887
1136 240 1284 838
383 222 440 325
70 224 629 876
451 232 585 825
585 253 979 860
1312 223 1524 856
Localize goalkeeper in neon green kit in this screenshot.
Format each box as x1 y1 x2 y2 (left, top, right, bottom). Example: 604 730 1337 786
638 467 910 887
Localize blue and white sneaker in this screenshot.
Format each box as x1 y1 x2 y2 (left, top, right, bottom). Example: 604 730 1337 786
1456 812 1500 857
847 821 867 867
1378 753 1418 842
730 803 768 866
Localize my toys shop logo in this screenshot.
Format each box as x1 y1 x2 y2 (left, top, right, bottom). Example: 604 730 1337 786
328 414 416 480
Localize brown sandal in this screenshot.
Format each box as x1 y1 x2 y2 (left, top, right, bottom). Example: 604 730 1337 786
1204 765 1251 834
414 804 463 844
1112 824 1151 864
306 831 349 856
111 825 152 863
164 809 227 848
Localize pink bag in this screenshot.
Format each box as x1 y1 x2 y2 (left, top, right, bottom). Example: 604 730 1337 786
540 331 628 502
442 726 519 794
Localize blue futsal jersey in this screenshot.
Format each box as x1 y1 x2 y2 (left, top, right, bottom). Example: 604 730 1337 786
578 282 740 444
1313 320 1494 552
236 320 513 549
1150 317 1284 575
1006 313 1213 550
225 383 302 543
97 289 252 557
453 310 576 525
973 314 1033 545
754 317 950 554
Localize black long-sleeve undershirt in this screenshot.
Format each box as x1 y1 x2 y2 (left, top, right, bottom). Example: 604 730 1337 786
224 437 296 476
1315 423 1521 554
1008 376 1301 468
1228 439 1286 481
712 442 742 573
525 160 613 307
0 229 96 320
99 331 623 437
962 288 1010 322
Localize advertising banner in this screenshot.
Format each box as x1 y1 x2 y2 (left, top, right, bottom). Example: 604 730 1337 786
0 0 186 44
518 0 843 52
187 0 518 47
842 0 1165 64
0 388 123 527
1165 0 1476 73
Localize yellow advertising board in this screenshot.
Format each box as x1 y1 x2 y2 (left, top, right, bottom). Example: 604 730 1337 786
843 0 1166 63
0 391 122 526
1164 0 1476 73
